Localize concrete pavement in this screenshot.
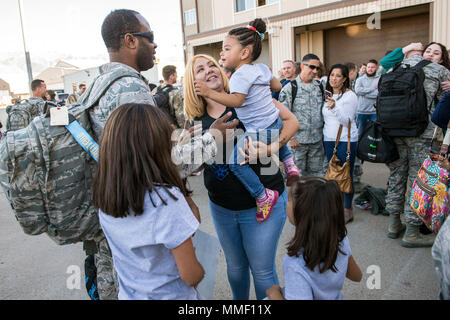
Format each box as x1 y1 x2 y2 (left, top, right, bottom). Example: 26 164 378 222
0 161 440 300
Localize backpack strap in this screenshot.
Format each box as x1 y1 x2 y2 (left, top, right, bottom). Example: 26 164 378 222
413 59 432 70
163 84 175 93
65 114 99 162
60 70 143 162
412 60 434 113
77 71 143 112
318 82 325 101
290 80 298 108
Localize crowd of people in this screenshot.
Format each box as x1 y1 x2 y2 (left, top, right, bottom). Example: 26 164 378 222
3 8 450 301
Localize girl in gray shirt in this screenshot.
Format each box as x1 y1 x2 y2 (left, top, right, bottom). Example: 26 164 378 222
266 177 362 300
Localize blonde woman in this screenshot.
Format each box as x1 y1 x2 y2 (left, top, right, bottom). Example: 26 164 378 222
184 54 299 300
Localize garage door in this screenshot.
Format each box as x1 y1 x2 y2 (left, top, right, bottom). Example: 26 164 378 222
325 13 429 69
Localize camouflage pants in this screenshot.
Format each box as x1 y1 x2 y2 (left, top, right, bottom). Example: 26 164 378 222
292 141 325 177
94 232 119 300
353 158 363 183
385 137 430 226
432 217 450 300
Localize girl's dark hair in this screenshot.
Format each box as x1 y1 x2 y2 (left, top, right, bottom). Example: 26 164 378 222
228 18 266 62
424 42 450 70
287 177 347 273
93 103 188 218
326 64 350 100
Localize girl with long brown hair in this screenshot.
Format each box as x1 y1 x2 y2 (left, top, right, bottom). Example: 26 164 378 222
93 103 204 300
266 177 362 300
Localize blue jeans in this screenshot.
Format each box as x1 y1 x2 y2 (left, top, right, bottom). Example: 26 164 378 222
356 113 377 138
229 117 291 198
323 141 358 209
209 190 287 300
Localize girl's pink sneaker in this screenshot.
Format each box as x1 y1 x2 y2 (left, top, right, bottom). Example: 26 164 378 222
256 188 279 222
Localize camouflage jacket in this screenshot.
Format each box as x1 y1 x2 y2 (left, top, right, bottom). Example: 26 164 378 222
432 217 450 300
279 77 324 144
402 54 450 140
87 62 216 178
5 97 45 131
152 83 185 129
28 97 46 114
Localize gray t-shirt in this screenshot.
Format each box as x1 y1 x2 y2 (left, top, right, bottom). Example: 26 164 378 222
229 63 279 131
283 236 351 300
99 186 201 300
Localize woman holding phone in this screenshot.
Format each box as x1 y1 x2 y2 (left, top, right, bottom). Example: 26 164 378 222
322 64 359 224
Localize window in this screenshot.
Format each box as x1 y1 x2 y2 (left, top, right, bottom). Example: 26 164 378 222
257 0 278 6
236 0 255 12
184 9 197 26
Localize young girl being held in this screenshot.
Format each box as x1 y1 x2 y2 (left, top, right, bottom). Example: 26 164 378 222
93 103 204 300
266 177 362 300
194 18 300 224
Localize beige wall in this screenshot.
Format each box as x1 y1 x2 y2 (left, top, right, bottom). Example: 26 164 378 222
432 0 450 48
181 0 198 37
234 9 256 25
213 0 233 29
184 0 442 71
280 0 336 13
198 0 213 33
256 2 279 18
299 31 324 62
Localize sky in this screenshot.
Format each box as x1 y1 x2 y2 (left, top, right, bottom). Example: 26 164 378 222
0 0 185 93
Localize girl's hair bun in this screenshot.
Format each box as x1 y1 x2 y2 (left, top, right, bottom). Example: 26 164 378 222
250 18 266 34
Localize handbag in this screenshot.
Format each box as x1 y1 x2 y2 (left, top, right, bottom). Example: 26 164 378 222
325 120 353 194
409 126 450 234
357 121 399 163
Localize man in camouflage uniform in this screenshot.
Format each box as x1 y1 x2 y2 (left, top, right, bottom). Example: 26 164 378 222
6 79 46 131
29 79 47 112
152 65 185 128
432 217 450 300
88 9 236 300
385 50 450 247
279 54 325 177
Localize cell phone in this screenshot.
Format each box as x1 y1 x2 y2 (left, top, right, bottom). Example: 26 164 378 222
325 90 333 99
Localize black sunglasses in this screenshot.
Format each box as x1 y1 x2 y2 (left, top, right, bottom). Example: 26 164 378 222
120 31 154 43
303 63 320 71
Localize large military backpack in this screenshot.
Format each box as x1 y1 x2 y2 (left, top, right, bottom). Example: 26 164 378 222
5 99 44 131
0 69 140 245
376 60 432 137
154 84 176 125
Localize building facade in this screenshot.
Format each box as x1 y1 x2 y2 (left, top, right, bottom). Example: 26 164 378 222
180 0 450 73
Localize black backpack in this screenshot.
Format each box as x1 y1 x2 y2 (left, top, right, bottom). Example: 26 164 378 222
357 121 399 163
154 85 176 124
376 60 432 137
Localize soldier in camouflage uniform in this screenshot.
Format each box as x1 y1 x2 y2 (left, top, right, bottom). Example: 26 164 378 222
385 51 450 247
432 217 450 300
152 65 185 128
279 54 325 177
5 79 46 131
88 9 236 299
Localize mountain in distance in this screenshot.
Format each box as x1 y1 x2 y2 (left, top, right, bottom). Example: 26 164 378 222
0 51 108 93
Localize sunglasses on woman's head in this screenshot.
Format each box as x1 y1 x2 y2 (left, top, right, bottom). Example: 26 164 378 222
119 31 154 43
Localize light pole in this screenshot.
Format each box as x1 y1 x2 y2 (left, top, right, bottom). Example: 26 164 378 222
18 0 33 96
